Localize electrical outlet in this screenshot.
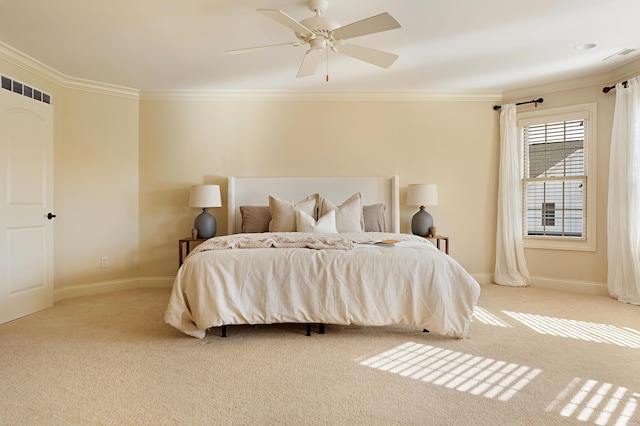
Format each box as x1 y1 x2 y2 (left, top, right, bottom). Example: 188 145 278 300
101 256 109 268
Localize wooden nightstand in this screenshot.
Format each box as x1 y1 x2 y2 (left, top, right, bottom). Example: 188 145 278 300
179 237 208 266
426 235 449 254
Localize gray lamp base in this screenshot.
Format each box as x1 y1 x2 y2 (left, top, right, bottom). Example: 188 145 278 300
194 208 217 239
411 207 433 238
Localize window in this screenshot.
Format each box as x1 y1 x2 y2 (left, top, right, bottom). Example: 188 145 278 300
518 103 596 251
542 202 555 227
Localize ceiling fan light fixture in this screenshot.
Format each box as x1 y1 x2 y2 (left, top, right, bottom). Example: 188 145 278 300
309 38 327 51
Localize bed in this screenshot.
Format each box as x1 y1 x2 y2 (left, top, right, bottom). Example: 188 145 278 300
165 176 480 339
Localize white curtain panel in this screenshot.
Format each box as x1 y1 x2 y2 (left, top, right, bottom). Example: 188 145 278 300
494 104 531 286
607 76 640 305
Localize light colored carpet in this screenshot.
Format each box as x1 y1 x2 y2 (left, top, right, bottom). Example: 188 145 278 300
1 284 639 425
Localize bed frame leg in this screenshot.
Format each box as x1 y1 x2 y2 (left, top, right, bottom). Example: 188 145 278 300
319 324 325 334
306 324 311 336
221 325 227 337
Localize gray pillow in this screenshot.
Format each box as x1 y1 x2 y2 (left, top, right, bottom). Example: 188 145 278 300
363 203 387 232
240 206 271 233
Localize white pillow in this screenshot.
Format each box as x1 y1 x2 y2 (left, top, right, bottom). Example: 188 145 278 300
296 210 338 233
268 194 318 232
318 192 364 232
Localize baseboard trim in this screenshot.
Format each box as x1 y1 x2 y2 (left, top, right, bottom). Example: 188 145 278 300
54 278 140 302
139 277 175 289
530 276 609 297
471 273 493 285
53 277 176 302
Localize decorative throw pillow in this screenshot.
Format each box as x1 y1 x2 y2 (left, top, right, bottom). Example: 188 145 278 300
318 192 364 233
296 210 338 233
268 194 318 232
240 205 271 233
363 203 387 232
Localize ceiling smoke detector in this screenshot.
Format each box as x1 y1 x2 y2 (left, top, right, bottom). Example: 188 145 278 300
575 43 596 51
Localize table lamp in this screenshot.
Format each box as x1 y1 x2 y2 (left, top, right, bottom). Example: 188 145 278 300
189 185 222 239
406 183 438 237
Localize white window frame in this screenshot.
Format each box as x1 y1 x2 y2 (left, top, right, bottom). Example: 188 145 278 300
517 103 597 251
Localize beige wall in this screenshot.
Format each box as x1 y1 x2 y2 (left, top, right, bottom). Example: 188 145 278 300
4 42 639 298
58 89 139 294
139 98 499 282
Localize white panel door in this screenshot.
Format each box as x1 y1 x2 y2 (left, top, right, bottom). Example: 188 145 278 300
0 83 54 324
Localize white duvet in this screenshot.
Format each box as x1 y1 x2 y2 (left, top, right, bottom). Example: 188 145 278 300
164 232 481 339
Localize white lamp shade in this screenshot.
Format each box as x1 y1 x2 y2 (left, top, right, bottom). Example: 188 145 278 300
406 184 438 207
189 185 222 208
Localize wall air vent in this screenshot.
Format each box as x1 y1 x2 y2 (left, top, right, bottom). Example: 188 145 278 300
1 75 51 105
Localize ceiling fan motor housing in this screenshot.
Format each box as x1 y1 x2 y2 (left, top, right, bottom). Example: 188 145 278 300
296 16 341 44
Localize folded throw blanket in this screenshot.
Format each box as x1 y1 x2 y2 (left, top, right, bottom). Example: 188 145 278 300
186 233 356 261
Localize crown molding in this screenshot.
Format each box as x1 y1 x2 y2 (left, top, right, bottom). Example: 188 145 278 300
0 41 139 100
502 72 611 100
0 41 66 86
503 56 640 99
58 76 139 100
608 56 640 84
139 89 502 102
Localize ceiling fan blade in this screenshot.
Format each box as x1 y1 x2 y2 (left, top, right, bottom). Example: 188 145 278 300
227 42 301 55
333 43 398 68
297 49 321 77
258 9 314 37
332 12 401 41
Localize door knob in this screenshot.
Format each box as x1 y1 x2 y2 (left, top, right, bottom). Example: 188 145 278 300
47 213 57 220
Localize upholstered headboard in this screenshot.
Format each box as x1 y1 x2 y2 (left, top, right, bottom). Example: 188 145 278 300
227 176 400 235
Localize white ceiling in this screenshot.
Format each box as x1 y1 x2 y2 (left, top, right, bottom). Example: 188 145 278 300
1 0 639 93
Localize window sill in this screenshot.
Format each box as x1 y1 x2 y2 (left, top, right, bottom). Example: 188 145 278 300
523 236 595 252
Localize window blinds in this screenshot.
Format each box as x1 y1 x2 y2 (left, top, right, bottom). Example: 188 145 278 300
523 119 586 238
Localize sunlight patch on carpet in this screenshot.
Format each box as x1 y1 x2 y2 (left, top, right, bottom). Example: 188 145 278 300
546 377 639 425
358 341 540 401
473 306 511 327
502 311 640 348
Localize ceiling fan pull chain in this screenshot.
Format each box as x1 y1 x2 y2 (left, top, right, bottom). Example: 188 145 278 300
326 47 329 82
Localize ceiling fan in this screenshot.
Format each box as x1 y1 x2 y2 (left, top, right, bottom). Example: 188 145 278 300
226 0 401 78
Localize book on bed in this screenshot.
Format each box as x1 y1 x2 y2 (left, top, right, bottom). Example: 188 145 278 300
362 239 405 246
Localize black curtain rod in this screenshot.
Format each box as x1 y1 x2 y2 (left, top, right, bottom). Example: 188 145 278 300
493 98 544 111
603 81 628 93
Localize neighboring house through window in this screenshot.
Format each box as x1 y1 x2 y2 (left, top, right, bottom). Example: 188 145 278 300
518 103 597 251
